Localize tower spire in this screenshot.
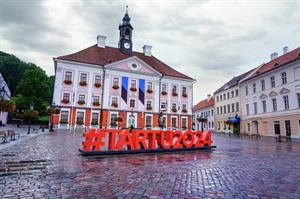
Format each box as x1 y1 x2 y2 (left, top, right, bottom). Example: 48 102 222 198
118 6 133 54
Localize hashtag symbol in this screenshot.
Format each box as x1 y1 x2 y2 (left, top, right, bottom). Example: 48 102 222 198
82 129 106 151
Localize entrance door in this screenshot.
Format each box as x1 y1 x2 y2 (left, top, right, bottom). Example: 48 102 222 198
285 120 291 136
128 115 136 128
253 121 259 134
274 123 280 135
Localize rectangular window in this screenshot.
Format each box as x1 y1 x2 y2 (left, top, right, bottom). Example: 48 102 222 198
227 104 230 113
212 121 214 128
63 93 70 100
171 118 177 127
147 82 152 90
146 101 152 108
112 97 117 104
220 106 223 114
79 94 85 102
162 84 167 92
247 123 250 132
95 75 101 84
246 104 249 115
231 91 234 98
93 96 100 103
245 86 248 95
131 80 136 88
161 102 166 109
281 72 287 84
65 71 72 81
217 107 219 115
80 73 87 82
182 118 187 128
172 103 176 109
227 92 230 99
110 113 117 123
224 105 226 113
270 76 275 88
113 77 119 86
76 111 84 124
146 116 152 126
130 99 135 107
235 89 238 97
91 113 99 124
61 111 69 121
172 85 177 93
272 98 277 111
261 79 265 91
231 103 234 112
254 102 257 114
297 93 300 108
236 102 239 112
182 87 187 95
283 95 289 109
211 110 214 116
217 96 219 102
220 95 222 101
223 93 226 100
262 100 267 113
182 104 187 110
253 83 256 93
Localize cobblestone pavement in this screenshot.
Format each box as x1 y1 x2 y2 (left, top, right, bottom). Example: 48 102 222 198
0 128 299 199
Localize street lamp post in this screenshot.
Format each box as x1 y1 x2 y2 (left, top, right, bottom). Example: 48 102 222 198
49 102 56 132
27 105 34 134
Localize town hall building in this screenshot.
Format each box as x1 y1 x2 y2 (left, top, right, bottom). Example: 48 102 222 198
52 10 195 130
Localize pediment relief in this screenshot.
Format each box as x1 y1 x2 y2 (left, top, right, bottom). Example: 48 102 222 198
259 93 267 99
268 91 278 97
279 87 290 94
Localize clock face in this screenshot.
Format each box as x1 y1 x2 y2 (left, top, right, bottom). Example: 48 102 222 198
124 42 130 49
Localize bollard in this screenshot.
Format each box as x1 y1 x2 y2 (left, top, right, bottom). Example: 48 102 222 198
42 126 45 132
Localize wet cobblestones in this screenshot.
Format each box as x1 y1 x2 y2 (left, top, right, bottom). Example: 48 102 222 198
0 130 299 198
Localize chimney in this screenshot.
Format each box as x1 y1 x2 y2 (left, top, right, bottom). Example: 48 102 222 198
143 45 152 56
283 46 289 54
270 52 278 60
207 94 211 101
97 35 106 48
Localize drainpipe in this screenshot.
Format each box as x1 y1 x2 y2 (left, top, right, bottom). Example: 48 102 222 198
158 75 164 127
191 79 196 130
100 66 106 128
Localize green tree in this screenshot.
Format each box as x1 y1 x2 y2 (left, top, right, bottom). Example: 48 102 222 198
17 67 53 116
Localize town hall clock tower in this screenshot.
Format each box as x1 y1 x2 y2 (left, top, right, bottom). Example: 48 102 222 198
118 7 133 55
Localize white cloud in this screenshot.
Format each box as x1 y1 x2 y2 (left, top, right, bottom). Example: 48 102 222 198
0 0 299 103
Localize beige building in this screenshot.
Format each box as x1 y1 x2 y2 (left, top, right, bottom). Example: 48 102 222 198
240 47 300 138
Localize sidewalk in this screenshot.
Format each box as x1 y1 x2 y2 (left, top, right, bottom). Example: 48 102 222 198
0 124 49 151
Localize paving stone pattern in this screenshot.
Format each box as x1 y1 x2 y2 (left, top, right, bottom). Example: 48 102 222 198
0 128 299 199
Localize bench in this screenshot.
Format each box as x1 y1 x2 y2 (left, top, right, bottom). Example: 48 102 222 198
276 135 291 142
0 130 7 143
7 129 20 141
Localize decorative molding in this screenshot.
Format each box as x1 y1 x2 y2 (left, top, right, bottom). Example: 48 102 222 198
268 91 278 97
259 93 267 99
279 87 290 94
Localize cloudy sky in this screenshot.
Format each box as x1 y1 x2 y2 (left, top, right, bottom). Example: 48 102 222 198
1 0 299 103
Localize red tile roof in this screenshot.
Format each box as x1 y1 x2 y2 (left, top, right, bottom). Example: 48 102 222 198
56 45 193 80
245 47 300 81
193 97 214 111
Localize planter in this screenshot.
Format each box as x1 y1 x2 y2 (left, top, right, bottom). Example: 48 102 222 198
172 92 178 97
182 109 187 113
79 81 87 86
94 83 101 88
147 89 153 94
61 99 70 104
182 93 187 98
146 106 152 110
63 80 72 84
59 120 68 124
110 122 117 127
161 91 167 96
77 100 85 105
171 108 177 113
91 122 99 126
112 85 119 90
92 102 100 106
130 87 137 92
76 121 84 125
0 99 16 112
197 118 207 123
111 102 118 108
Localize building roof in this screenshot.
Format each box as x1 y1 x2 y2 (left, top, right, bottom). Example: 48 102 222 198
243 47 300 82
193 97 214 111
56 45 193 80
214 68 256 94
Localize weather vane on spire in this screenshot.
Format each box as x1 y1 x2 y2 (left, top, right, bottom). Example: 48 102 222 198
126 5 128 14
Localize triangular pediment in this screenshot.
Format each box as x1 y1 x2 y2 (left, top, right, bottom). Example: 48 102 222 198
259 93 267 99
268 91 278 97
279 87 290 94
105 56 161 76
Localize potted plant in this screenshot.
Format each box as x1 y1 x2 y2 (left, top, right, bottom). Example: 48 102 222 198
91 121 98 125
77 100 85 105
182 93 187 98
59 120 68 124
161 91 167 96
145 124 152 129
110 121 117 127
146 106 152 110
130 87 137 92
147 89 153 94
172 92 178 97
63 80 72 84
0 99 16 113
61 99 70 104
112 85 119 89
182 109 187 113
93 102 100 106
94 83 101 88
182 126 187 130
76 120 84 125
171 108 177 113
111 102 118 108
79 81 87 86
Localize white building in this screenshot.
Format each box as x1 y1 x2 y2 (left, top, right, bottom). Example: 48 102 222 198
0 73 11 125
240 47 300 138
193 95 215 131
